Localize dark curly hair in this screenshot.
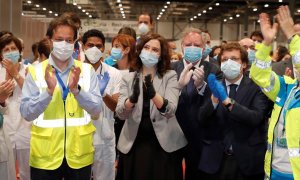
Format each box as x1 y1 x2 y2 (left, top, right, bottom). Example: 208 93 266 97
134 33 171 77
219 42 248 70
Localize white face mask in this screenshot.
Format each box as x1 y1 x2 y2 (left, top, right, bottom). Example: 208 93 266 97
221 59 242 80
84 47 102 64
138 23 149 35
52 40 74 61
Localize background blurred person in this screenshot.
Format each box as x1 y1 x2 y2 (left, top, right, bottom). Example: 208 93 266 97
37 38 52 62
0 34 30 180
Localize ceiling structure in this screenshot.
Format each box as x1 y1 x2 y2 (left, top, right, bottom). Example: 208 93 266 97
22 0 300 23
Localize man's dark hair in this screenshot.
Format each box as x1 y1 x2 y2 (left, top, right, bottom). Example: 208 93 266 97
82 29 105 45
48 17 78 40
250 31 264 41
139 13 153 24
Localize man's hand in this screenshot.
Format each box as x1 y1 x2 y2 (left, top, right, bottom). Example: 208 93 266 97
98 72 110 96
178 63 193 89
68 66 81 94
259 13 278 46
276 5 295 39
193 65 204 88
207 73 228 102
2 59 19 78
129 72 140 103
45 65 57 96
0 79 15 103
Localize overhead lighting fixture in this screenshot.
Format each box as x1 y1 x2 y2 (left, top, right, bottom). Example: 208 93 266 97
157 17 160 20
166 1 170 4
215 3 220 6
82 9 86 12
78 6 82 9
198 13 201 16
298 9 300 13
89 15 92 18
257 20 260 23
224 19 227 22
42 7 46 10
27 1 32 4
190 18 194 21
117 0 121 2
55 13 58 16
49 11 52 14
278 0 282 2
120 8 123 10
264 4 269 8
253 8 257 11
236 14 240 17
123 16 126 19
164 5 167 8
160 12 163 15
229 17 233 20
86 12 89 15
73 2 77 5
35 4 40 7
208 7 212 10
203 10 207 13
22 12 24 16
121 10 124 13
194 16 197 19
119 4 122 7
162 9 165 12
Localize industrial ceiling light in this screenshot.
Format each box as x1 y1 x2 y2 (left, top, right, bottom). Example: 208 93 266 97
198 13 201 16
190 18 194 21
236 14 240 17
164 5 167 8
264 4 269 8
42 7 46 10
162 9 165 12
224 19 227 22
209 7 212 10
55 13 58 16
203 10 207 13
49 11 52 13
167 2 170 5
86 12 89 15
35 4 40 7
253 8 257 11
82 9 86 12
229 17 233 20
278 0 282 2
78 6 82 9
216 3 220 6
119 4 122 7
73 2 77 5
27 1 32 4
194 16 197 19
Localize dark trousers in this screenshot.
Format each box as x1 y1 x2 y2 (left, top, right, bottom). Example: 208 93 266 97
199 154 264 180
30 158 91 180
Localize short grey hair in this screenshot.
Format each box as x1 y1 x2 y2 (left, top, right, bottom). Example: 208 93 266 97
181 27 202 42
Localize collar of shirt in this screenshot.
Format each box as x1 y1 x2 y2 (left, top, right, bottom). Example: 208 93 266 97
225 75 243 93
183 59 201 68
96 62 105 76
48 54 74 74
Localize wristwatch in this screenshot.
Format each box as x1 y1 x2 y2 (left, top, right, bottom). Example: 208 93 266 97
225 98 235 111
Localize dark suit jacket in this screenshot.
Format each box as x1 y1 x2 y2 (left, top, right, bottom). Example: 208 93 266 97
172 60 222 167
198 75 270 176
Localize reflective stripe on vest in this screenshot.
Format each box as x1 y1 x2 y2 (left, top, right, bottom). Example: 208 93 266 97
254 59 272 69
32 62 92 128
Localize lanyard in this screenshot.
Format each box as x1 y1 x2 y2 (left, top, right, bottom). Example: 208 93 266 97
54 68 69 101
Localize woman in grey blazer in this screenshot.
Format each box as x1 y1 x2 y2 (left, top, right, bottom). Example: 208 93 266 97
116 33 187 180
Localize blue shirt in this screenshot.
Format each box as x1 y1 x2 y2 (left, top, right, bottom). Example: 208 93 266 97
20 55 102 121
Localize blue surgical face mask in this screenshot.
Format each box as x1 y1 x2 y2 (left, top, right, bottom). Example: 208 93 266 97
3 50 20 64
221 59 241 80
139 49 159 68
213 55 218 61
248 49 256 65
111 47 123 60
203 44 212 59
184 46 203 63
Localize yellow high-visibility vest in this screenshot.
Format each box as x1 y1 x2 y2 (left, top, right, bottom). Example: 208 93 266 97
28 60 96 170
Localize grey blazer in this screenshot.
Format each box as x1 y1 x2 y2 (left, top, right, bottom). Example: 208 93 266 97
116 70 187 154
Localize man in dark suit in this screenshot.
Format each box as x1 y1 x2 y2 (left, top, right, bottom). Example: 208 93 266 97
204 43 270 180
172 27 222 180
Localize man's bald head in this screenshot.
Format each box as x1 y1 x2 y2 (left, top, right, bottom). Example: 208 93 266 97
294 24 300 36
239 38 255 50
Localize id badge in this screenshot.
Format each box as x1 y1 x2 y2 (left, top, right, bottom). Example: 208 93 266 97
276 137 287 148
